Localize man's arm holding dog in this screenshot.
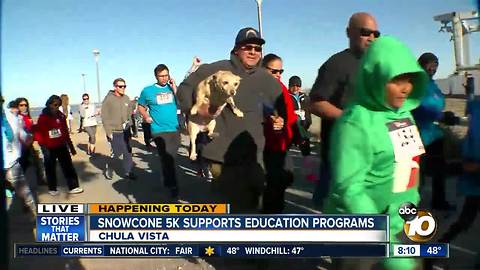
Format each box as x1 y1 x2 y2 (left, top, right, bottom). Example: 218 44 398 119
177 64 218 118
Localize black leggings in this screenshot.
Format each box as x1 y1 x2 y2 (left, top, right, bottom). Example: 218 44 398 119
153 132 180 188
262 150 292 214
440 196 480 242
142 122 152 146
42 145 79 191
421 138 448 206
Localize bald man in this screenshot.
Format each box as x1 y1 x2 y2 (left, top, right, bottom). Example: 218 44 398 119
310 12 380 208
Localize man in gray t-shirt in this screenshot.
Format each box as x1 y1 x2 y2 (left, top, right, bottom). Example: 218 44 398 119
309 12 380 208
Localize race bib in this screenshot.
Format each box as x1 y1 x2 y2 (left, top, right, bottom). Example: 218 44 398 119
295 110 306 120
387 119 424 193
387 119 424 160
156 92 174 105
48 129 62 139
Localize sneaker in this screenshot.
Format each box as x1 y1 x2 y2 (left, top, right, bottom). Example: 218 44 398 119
69 187 84 194
206 169 214 181
48 190 59 196
125 172 137 180
104 163 114 180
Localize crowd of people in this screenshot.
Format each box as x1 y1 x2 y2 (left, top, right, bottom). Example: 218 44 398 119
3 11 480 269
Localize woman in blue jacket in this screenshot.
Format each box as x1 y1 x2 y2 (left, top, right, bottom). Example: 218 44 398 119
412 52 458 210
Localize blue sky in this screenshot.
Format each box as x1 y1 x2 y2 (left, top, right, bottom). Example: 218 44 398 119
2 0 479 107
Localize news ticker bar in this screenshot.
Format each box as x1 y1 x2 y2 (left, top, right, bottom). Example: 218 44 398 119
15 243 450 258
393 244 449 258
15 243 388 258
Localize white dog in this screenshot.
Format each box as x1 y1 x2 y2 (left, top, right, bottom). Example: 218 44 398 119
188 70 242 160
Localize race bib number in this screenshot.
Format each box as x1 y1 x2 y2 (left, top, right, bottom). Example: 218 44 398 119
387 119 424 160
156 92 174 105
387 119 424 193
48 129 62 139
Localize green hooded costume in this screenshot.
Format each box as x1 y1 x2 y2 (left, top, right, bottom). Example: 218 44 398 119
324 36 428 269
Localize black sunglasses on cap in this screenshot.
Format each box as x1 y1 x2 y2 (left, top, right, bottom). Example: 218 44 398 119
359 28 380 38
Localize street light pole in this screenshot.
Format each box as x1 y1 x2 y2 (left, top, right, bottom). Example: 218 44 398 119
92 49 101 103
255 0 263 37
81 73 86 92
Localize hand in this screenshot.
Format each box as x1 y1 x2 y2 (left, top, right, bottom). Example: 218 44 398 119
442 111 459 126
271 115 284 131
193 56 201 66
145 117 153 124
169 78 177 93
194 103 216 118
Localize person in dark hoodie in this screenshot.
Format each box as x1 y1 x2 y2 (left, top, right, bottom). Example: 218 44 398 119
177 27 284 213
324 36 428 270
412 52 459 210
36 95 83 196
101 78 136 180
288 76 312 156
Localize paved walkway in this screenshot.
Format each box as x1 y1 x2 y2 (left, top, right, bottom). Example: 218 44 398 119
8 119 479 270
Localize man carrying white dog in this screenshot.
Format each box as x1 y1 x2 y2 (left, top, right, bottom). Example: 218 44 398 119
177 27 284 213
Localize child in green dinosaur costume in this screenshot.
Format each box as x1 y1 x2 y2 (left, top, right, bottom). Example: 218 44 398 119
324 36 428 270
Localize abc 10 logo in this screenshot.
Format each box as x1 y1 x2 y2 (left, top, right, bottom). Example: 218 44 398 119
398 202 437 242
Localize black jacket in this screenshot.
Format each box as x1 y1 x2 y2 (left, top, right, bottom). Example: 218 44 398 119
177 53 282 163
289 92 312 130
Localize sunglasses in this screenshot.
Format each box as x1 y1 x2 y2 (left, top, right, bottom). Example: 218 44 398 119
241 45 262 52
116 85 127 88
83 98 89 100
267 67 284 75
19 103 28 107
359 28 381 38
51 103 61 107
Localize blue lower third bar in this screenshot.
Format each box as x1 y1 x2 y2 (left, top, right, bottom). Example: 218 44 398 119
420 243 449 258
15 243 388 258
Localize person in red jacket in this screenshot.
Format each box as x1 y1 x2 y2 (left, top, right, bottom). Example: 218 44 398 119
16 97 47 186
261 53 299 213
36 95 83 195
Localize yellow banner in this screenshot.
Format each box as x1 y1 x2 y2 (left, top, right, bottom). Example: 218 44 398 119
88 204 229 214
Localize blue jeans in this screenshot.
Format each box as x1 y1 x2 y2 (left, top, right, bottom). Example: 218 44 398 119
5 161 36 214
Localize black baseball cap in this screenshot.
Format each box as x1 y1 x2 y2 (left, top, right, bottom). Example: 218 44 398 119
235 27 265 47
289 76 302 87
